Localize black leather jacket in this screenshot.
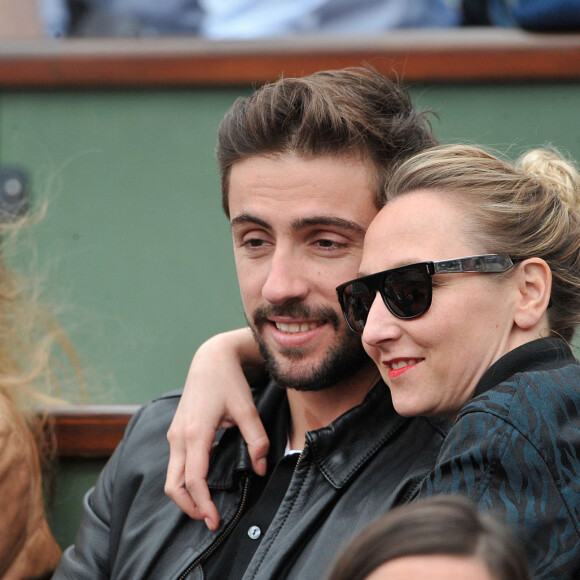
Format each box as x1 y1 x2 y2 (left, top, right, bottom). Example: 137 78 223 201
54 381 448 579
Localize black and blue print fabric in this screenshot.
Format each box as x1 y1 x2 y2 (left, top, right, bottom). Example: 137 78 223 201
419 337 580 579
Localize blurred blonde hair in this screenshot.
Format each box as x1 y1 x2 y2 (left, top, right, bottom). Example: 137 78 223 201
384 144 580 342
0 211 84 473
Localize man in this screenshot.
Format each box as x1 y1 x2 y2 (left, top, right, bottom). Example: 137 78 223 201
54 67 448 579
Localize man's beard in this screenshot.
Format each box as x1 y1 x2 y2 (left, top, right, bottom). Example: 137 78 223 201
249 303 370 392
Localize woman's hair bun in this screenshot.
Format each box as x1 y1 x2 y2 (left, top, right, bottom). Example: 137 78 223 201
518 148 580 210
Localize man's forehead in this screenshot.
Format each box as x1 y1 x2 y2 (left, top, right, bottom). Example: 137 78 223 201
228 155 379 230
229 153 377 194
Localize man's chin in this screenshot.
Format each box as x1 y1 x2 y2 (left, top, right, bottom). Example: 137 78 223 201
259 336 370 393
267 361 330 392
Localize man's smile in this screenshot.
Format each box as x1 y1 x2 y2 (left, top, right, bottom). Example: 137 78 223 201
274 320 325 334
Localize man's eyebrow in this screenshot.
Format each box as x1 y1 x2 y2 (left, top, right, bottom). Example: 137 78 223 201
293 216 367 234
230 214 271 230
230 214 367 235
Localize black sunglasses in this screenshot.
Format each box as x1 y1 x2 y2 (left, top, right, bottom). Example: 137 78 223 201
336 254 515 333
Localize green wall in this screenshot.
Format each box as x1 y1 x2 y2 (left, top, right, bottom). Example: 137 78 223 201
1 82 579 405
1 81 579 549
0 88 247 404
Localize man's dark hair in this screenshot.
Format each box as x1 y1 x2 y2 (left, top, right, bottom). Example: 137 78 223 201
217 66 438 216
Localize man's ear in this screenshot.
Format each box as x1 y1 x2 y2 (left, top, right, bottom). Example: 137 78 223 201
513 258 552 330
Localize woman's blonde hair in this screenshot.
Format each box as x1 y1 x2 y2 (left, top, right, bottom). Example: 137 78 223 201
0 214 84 474
384 144 580 342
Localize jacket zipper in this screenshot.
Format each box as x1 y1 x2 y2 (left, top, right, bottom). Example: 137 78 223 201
177 474 251 580
291 446 305 479
247 445 307 580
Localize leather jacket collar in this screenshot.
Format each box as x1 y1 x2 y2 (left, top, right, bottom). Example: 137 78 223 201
207 380 406 490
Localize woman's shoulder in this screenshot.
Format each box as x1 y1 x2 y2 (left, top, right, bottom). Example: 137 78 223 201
463 352 579 410
455 359 580 461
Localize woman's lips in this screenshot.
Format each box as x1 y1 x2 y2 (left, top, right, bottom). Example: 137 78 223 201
384 358 421 379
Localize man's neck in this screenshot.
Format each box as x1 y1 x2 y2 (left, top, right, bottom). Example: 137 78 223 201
286 361 380 450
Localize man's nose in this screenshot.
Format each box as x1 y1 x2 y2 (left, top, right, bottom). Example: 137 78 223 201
261 248 309 305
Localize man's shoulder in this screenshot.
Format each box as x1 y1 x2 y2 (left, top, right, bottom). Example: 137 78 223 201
123 389 183 440
148 388 183 407
137 389 182 415
101 391 183 488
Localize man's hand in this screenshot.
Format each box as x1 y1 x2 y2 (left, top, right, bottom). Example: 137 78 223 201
165 329 269 530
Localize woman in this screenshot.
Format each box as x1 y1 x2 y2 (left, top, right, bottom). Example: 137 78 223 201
336 144 580 577
0 214 82 579
325 495 530 580
167 145 580 578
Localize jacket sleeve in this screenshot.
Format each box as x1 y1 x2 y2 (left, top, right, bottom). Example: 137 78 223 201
52 405 146 579
418 407 580 579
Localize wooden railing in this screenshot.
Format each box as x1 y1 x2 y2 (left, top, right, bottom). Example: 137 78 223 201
46 405 140 459
0 28 579 88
